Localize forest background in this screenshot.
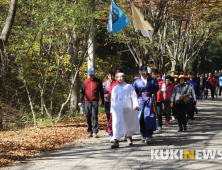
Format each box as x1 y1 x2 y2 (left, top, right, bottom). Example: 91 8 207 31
1 0 222 129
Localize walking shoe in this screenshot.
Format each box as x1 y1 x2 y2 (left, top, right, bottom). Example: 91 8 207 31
145 137 151 144
111 139 119 148
158 126 162 132
110 137 114 143
172 116 175 121
87 133 93 137
108 132 113 136
178 127 183 132
184 126 187 132
127 136 133 146
140 137 145 143
93 133 99 138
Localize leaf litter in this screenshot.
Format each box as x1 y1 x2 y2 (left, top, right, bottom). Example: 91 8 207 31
0 112 107 167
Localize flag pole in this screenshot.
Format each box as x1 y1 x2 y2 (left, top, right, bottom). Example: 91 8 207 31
129 0 143 62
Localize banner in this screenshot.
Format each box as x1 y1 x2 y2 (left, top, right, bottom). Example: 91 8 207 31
131 3 154 40
107 1 130 34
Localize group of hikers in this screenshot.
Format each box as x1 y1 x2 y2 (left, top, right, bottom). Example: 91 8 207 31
78 67 222 148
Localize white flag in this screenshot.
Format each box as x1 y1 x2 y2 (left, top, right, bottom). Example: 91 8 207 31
131 3 154 40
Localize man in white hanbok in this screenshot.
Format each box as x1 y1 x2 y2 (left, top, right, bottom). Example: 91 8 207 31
111 72 140 148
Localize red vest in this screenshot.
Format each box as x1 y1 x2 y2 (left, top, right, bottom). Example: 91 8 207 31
84 78 102 102
157 78 164 102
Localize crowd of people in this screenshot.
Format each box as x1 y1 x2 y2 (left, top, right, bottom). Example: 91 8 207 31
78 67 222 148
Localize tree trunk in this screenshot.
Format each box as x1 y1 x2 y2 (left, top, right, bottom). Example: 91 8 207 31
183 61 188 74
171 59 176 72
138 58 143 67
69 38 80 113
23 79 36 126
70 71 79 113
1 0 17 44
0 110 2 131
59 70 79 120
153 57 159 69
162 55 166 73
197 55 201 73
49 54 61 118
0 38 3 54
40 89 44 121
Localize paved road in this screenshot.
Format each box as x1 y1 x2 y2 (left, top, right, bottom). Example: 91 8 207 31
2 98 222 170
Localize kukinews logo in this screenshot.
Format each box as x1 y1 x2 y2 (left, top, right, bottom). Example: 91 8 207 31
151 149 222 160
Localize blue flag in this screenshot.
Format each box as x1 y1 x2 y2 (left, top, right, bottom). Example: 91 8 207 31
107 1 130 34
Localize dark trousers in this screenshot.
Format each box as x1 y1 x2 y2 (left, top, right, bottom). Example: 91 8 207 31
156 102 162 127
175 104 187 127
163 101 171 121
204 89 208 99
219 86 222 96
140 113 153 138
104 101 110 122
85 102 99 134
172 102 177 119
210 85 215 99
187 102 195 120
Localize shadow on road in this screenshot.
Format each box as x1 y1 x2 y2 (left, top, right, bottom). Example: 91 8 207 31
3 98 222 170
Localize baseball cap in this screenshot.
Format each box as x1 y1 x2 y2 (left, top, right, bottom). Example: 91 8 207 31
88 68 95 75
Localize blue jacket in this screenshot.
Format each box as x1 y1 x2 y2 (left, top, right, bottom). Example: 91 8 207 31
188 79 200 97
219 77 222 87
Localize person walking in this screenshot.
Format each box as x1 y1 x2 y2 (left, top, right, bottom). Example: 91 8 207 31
163 76 174 125
152 69 165 131
188 71 200 120
204 74 209 99
209 71 216 100
199 74 205 100
106 69 123 142
103 72 115 122
172 75 179 120
110 72 140 148
215 78 219 98
219 74 222 97
79 68 104 138
171 75 190 132
132 66 159 144
185 75 196 123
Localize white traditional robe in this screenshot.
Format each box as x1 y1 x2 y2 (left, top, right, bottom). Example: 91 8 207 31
111 82 140 139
